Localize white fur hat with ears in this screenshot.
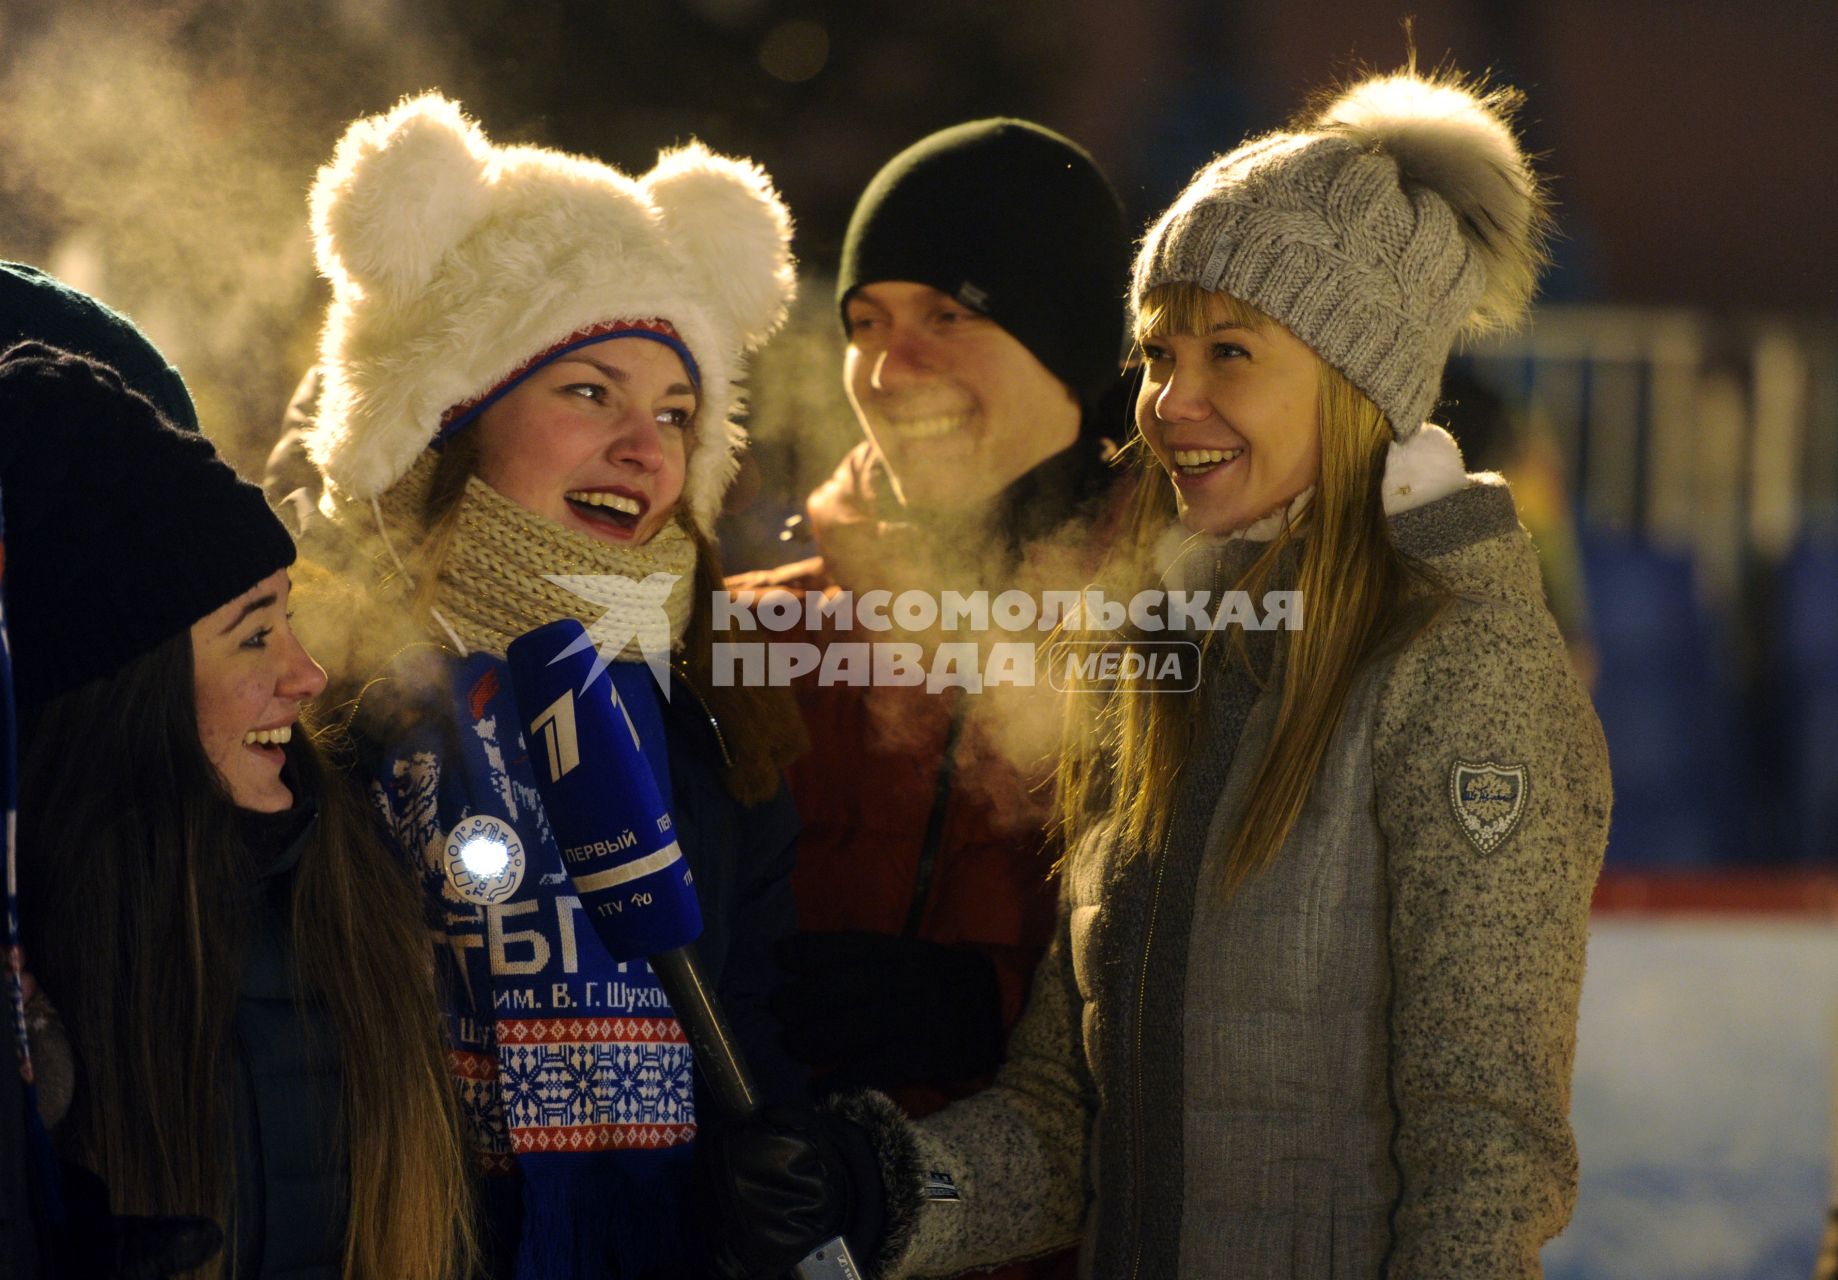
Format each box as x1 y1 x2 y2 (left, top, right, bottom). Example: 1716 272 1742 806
305 93 795 534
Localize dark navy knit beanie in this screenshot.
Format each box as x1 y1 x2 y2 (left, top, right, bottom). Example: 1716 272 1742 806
0 343 294 709
837 118 1129 404
0 261 199 433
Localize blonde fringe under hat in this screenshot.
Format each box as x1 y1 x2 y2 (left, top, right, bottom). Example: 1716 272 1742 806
1133 69 1552 441
305 92 796 534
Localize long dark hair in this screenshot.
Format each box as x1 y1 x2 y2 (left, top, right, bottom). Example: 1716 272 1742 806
17 630 475 1278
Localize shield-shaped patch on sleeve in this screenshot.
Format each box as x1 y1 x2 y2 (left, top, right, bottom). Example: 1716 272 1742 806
1448 760 1530 854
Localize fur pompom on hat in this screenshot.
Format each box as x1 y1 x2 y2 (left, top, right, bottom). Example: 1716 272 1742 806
1133 68 1551 440
306 93 795 534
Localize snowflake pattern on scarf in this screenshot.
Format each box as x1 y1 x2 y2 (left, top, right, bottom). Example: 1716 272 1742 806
368 653 698 1174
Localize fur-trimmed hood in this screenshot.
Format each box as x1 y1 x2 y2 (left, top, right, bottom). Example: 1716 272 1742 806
306 93 795 535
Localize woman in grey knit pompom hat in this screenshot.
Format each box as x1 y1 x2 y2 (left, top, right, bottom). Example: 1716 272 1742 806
695 66 1611 1280
1133 68 1550 442
800 69 1607 1280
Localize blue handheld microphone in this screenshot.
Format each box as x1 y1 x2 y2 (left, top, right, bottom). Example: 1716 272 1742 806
506 619 753 1107
507 620 862 1280
506 620 700 958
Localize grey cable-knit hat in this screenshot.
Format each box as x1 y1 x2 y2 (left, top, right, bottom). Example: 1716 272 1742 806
1133 71 1550 440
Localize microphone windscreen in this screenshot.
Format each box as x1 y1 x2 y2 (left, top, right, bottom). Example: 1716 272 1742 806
507 619 702 960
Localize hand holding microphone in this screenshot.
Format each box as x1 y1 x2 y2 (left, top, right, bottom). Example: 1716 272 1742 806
507 621 877 1278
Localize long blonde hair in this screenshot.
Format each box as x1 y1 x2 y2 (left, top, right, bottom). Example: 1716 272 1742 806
1055 282 1445 891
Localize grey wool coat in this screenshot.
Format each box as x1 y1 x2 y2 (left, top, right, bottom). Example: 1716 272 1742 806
867 476 1612 1279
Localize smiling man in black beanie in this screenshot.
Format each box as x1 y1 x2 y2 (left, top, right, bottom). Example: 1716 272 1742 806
832 118 1129 515
729 117 1131 1280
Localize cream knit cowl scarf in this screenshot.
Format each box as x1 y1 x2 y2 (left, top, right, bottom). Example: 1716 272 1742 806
366 451 698 661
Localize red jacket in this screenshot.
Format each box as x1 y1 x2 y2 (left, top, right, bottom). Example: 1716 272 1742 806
730 437 1130 1280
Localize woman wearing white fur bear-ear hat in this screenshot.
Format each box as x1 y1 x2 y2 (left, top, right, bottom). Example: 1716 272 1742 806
702 67 1612 1279
296 93 808 1280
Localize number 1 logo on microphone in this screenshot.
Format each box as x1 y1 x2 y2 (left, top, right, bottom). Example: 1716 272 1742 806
531 692 581 783
531 686 646 784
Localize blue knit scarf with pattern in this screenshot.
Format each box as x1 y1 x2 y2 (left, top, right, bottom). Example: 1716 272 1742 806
368 650 695 1278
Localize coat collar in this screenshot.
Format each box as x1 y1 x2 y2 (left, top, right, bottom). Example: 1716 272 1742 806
1156 424 1521 595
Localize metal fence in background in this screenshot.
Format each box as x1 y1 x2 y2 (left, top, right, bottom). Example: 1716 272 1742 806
1463 307 1838 865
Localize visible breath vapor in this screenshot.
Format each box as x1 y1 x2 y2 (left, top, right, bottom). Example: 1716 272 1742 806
737 278 860 500
0 1 453 474
0 3 1122 788
738 273 1144 797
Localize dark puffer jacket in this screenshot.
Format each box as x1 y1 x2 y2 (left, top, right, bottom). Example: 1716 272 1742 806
229 803 346 1280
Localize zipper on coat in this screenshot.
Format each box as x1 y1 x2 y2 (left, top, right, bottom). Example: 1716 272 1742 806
669 662 734 768
1128 822 1175 1280
1128 554 1224 1278
901 693 968 938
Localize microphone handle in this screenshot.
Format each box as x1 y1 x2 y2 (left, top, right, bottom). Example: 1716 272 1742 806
647 946 864 1279
649 945 759 1117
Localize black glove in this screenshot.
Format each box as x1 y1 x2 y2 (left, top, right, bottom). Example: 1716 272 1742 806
47 1163 223 1280
772 930 1004 1095
699 1104 886 1280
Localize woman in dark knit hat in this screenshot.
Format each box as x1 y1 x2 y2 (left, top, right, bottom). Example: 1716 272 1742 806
1 343 475 1279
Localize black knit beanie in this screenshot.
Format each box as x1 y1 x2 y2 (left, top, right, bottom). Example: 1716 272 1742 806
837 118 1129 403
0 343 294 710
0 261 199 433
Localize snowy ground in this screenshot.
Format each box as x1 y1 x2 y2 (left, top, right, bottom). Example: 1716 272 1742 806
1547 919 1838 1279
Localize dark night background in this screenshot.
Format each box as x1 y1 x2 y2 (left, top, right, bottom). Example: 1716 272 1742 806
2 0 1833 469
5 4 1838 1275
